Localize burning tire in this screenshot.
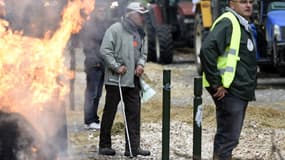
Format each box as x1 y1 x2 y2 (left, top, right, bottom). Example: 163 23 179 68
0 111 56 160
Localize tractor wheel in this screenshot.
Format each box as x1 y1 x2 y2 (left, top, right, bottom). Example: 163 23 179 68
194 9 203 75
272 40 285 76
194 8 210 75
144 13 156 62
272 40 278 66
155 25 174 64
147 24 174 64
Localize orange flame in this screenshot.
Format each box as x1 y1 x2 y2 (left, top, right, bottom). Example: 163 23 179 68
0 0 94 112
0 1 96 157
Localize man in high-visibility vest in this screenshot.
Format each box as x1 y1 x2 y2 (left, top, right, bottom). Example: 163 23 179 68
200 0 257 159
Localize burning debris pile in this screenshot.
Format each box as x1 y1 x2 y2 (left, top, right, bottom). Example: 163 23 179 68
0 111 56 160
0 0 95 159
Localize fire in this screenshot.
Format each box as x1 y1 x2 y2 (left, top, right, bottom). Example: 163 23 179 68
0 1 96 158
0 0 95 112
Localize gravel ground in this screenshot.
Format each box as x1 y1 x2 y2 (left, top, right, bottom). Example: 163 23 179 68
66 50 285 160
67 120 285 160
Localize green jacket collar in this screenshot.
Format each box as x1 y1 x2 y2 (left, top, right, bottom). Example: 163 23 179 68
225 7 250 32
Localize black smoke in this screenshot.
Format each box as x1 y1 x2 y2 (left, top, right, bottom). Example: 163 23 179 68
3 0 67 38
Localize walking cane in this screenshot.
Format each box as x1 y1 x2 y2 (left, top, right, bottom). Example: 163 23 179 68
111 75 133 157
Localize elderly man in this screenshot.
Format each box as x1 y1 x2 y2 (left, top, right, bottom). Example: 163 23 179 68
98 2 150 157
200 0 257 159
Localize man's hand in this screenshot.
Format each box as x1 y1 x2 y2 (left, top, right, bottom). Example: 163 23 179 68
135 65 144 77
117 65 127 75
213 86 228 100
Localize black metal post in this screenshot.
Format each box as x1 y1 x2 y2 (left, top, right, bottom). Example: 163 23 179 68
193 76 202 160
162 70 171 160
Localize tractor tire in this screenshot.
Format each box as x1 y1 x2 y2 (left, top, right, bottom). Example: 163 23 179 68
144 13 156 62
272 40 285 77
154 25 174 64
194 9 204 75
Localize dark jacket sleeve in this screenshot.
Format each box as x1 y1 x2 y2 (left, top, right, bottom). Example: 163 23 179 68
80 17 110 68
200 18 232 89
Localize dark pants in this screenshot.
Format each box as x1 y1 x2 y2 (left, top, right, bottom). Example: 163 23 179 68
212 93 248 159
99 77 141 152
83 67 104 124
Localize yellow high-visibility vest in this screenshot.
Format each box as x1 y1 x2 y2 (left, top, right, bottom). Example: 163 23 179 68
203 12 241 88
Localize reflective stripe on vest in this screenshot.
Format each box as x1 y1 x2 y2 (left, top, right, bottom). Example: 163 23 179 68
203 12 241 88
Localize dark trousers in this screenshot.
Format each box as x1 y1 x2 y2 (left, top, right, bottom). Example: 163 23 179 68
99 77 141 152
212 93 248 159
83 67 104 124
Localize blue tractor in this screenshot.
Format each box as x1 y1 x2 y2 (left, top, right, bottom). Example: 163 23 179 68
255 0 285 75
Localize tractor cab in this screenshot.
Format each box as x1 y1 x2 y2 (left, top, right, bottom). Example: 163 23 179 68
265 1 285 43
255 0 285 74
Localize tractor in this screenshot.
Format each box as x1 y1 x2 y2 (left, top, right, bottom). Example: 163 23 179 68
145 0 196 64
194 0 285 76
255 0 285 75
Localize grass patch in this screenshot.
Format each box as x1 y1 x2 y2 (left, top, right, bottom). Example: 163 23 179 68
141 102 285 129
247 106 285 128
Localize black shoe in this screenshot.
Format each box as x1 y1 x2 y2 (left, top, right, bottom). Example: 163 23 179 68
99 147 116 156
137 148 151 156
125 148 151 157
124 151 136 157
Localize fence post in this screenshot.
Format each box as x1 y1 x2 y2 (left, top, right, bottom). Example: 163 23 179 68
193 76 202 160
162 70 171 160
